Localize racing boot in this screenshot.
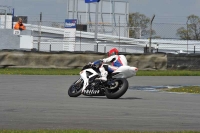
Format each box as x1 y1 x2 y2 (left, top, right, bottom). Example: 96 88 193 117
97 67 108 81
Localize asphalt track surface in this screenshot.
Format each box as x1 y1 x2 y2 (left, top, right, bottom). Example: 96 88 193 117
0 75 200 131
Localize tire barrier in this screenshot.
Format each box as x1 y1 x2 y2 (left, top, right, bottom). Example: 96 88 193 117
167 53 200 70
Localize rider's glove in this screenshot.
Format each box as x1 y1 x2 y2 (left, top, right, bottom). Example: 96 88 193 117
88 62 93 67
99 59 104 63
102 59 106 63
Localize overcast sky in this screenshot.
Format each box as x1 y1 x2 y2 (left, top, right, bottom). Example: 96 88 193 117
1 0 200 23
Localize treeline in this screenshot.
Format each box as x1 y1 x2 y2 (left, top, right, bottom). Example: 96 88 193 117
129 12 200 40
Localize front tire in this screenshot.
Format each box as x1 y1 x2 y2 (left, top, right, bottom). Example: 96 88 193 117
105 78 129 99
68 78 83 97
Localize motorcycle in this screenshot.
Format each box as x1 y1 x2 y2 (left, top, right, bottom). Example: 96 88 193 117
68 60 138 99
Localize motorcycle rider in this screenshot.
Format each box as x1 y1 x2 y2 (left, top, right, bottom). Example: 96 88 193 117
97 48 128 81
80 48 127 93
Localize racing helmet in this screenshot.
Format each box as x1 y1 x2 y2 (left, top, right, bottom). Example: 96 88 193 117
108 48 119 57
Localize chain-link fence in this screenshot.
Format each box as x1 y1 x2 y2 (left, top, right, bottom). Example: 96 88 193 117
30 19 200 54
1 13 200 54
152 23 200 54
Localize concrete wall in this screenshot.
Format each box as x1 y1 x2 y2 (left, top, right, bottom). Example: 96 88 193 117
0 51 167 70
1 50 200 70
0 29 20 49
0 29 32 50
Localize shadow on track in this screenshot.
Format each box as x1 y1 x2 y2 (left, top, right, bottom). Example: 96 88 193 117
78 96 142 100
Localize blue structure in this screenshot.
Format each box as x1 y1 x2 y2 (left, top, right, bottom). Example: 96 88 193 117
85 0 100 3
64 19 77 28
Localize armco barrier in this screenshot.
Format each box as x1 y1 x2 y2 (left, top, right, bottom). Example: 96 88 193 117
0 51 167 70
167 53 200 70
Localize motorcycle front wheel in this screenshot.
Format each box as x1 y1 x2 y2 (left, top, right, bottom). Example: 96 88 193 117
105 78 129 99
68 78 83 97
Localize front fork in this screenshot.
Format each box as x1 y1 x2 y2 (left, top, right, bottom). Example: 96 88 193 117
80 70 89 93
80 69 99 93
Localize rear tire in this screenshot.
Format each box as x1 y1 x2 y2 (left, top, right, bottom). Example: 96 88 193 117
68 78 83 97
105 78 129 99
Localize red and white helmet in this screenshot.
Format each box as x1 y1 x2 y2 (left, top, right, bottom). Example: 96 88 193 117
108 48 119 57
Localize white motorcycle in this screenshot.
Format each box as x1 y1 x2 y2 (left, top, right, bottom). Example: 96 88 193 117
68 60 138 99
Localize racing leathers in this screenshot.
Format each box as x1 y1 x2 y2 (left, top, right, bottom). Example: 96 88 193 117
98 55 128 81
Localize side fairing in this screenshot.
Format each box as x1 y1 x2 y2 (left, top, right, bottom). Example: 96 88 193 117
112 66 136 78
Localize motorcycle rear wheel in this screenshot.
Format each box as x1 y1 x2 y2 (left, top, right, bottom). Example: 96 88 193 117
105 78 129 99
68 78 83 97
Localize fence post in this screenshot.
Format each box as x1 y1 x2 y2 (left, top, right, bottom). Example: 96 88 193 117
50 44 51 52
38 12 42 51
94 2 99 42
186 19 189 54
12 8 14 29
194 44 196 54
156 43 159 53
50 40 52 52
149 14 155 53
96 41 99 52
145 44 148 53
104 44 106 53
4 9 7 29
119 16 121 50
80 15 82 51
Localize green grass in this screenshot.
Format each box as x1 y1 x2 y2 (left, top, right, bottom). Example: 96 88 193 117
166 86 200 94
0 68 200 76
0 68 80 75
0 130 200 133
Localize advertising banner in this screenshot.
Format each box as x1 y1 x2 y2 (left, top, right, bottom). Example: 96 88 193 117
65 19 77 28
63 19 77 51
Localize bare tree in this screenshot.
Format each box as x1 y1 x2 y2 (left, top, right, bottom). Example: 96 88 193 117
176 14 200 40
129 12 156 38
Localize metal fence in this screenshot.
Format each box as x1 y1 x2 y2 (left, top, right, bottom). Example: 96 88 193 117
30 20 200 54
1 16 200 54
